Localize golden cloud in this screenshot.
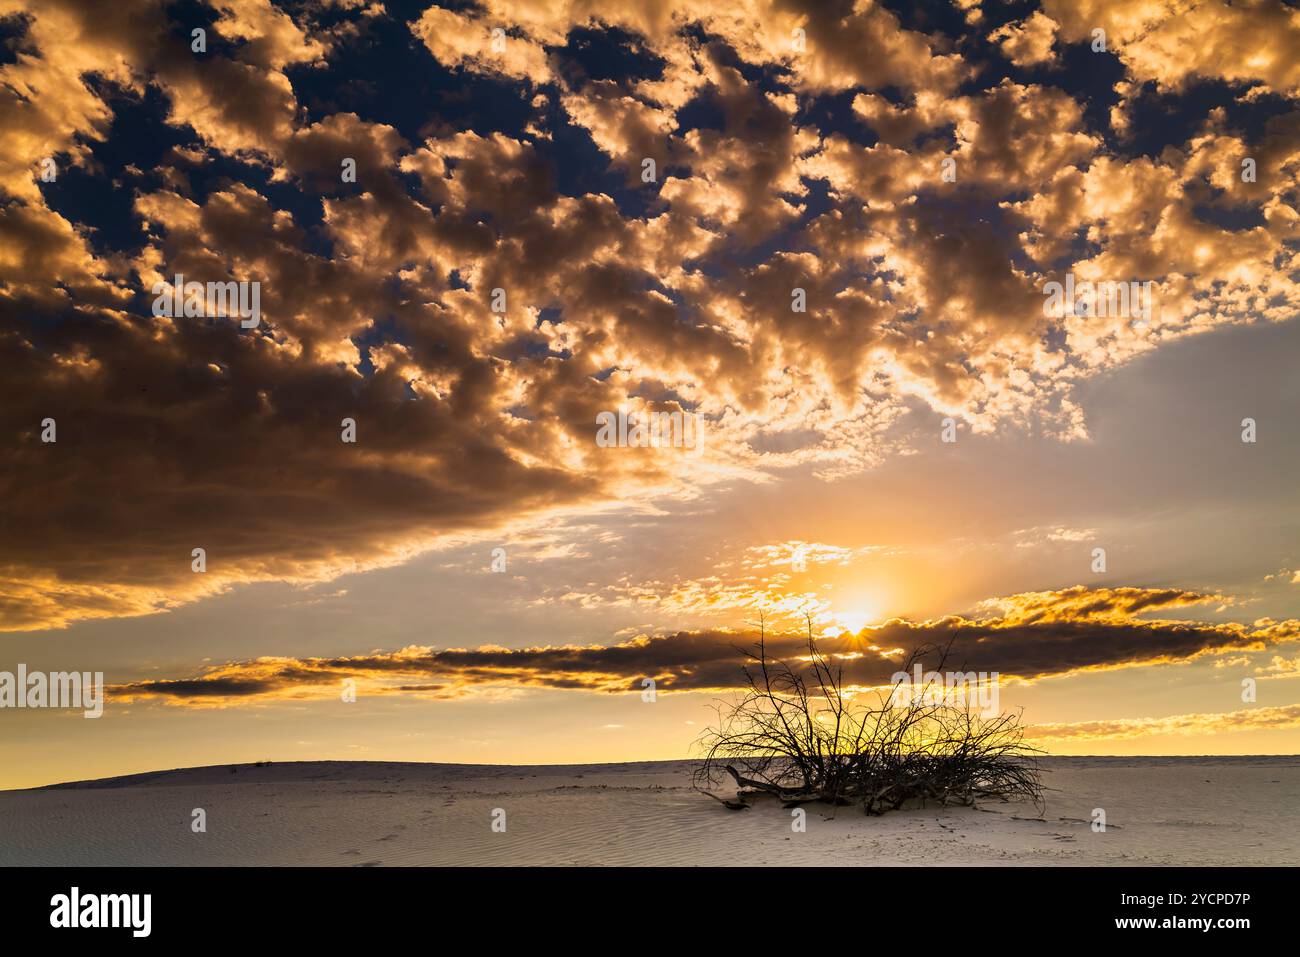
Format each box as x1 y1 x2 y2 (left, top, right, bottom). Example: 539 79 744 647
1 1 1297 630
108 587 1300 706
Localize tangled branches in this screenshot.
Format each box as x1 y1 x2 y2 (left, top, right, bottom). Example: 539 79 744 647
693 615 1044 815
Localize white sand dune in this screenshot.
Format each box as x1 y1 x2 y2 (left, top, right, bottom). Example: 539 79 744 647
1 756 1295 866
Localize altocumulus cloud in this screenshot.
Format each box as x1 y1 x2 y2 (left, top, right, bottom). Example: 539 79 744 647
2 0 1299 629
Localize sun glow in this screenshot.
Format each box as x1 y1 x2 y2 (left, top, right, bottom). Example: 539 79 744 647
826 607 880 637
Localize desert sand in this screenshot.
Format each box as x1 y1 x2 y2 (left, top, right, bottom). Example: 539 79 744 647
0 756 1295 866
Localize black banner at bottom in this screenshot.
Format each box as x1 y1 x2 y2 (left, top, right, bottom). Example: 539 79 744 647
0 866 1279 942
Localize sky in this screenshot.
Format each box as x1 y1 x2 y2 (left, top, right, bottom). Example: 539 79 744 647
1 0 1299 789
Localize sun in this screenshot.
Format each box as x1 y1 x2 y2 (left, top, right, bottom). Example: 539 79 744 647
827 607 879 637
823 586 891 636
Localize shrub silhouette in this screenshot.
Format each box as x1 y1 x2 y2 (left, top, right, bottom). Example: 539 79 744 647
694 615 1044 815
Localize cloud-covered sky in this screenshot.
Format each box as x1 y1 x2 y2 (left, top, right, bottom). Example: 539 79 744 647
1 0 1298 786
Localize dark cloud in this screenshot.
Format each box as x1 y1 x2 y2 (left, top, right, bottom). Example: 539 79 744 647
2 0 1297 630
109 587 1300 704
